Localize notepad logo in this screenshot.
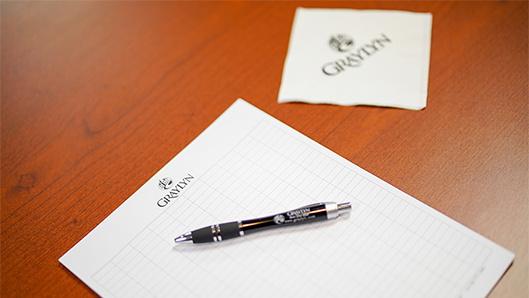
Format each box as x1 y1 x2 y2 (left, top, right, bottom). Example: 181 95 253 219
157 174 194 207
158 177 174 190
322 33 391 76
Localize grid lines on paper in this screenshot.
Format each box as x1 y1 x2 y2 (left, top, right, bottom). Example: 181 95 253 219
92 120 493 298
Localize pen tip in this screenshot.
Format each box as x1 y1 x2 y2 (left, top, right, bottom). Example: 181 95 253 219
337 202 352 216
175 232 193 243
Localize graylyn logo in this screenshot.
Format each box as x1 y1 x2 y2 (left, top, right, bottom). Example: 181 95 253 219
322 33 391 76
273 214 286 225
158 177 173 190
157 174 194 207
329 34 355 52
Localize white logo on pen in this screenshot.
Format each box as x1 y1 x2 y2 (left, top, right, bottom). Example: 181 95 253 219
273 215 285 225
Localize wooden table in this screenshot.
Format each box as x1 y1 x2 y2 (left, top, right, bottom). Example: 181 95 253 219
2 1 527 297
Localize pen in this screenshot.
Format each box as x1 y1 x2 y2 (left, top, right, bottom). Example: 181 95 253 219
175 201 351 244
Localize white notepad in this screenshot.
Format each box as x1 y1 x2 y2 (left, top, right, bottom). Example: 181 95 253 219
60 99 513 298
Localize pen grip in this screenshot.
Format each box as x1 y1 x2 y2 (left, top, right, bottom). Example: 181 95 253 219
191 221 240 243
218 222 241 240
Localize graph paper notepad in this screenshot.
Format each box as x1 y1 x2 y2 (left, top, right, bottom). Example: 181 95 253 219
60 99 514 298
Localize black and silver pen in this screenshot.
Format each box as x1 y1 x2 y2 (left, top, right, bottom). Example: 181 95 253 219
175 201 351 244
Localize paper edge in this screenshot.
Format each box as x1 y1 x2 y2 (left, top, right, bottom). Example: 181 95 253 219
277 7 433 111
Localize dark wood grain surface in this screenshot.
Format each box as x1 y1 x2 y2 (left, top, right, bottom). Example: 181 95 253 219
2 1 527 297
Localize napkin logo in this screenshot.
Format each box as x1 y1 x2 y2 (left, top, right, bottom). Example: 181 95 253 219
329 34 355 52
157 174 194 207
322 33 391 76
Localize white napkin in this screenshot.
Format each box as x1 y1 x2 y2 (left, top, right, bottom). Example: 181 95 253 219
278 8 432 110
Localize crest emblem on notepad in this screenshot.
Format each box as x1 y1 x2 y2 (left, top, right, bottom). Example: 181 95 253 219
158 177 174 190
329 34 355 52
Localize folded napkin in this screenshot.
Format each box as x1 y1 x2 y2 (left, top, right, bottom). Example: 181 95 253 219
278 8 432 110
